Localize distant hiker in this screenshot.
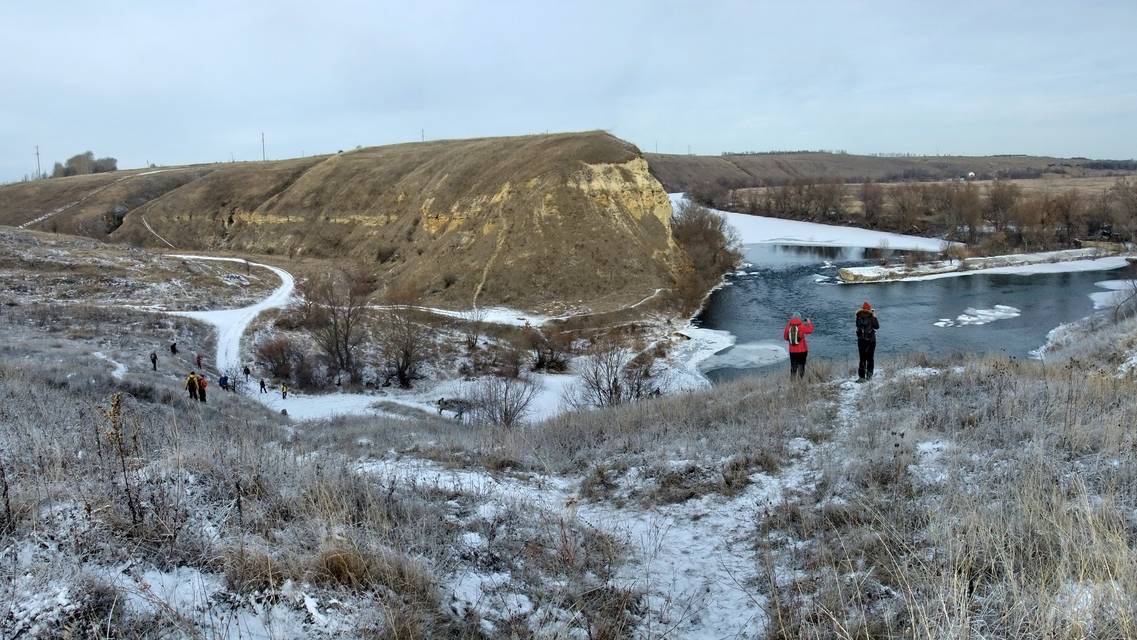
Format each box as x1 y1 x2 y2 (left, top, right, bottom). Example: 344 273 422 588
783 312 814 379
259 379 267 394
198 375 208 403
281 383 288 400
243 366 251 381
170 342 178 356
195 353 203 369
219 375 230 391
184 372 199 401
856 301 880 381
150 351 158 371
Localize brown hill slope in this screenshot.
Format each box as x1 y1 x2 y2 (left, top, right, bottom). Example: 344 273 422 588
1 133 684 313
645 151 1122 192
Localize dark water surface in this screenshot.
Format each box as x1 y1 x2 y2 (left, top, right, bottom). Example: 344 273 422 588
697 244 1133 382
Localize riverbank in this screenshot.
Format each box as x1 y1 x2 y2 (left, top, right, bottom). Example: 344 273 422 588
838 247 1133 283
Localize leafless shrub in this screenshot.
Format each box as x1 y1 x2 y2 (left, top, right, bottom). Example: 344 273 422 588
461 306 486 352
468 376 538 428
255 336 300 379
671 199 742 313
527 327 571 372
564 339 653 409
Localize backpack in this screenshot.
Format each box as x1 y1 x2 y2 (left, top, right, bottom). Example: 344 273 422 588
789 324 801 346
856 314 875 340
199 377 208 389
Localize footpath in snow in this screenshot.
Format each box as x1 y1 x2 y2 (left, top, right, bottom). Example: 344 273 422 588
838 247 1132 283
165 255 709 423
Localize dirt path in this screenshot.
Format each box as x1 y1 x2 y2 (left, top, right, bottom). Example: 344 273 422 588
18 169 172 230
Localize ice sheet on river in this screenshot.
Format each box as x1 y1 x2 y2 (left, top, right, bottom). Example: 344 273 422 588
669 193 951 252
934 305 1021 328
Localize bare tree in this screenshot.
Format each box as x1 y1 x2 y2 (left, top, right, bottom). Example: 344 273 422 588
304 269 374 383
468 376 538 428
986 180 1021 233
860 181 884 227
376 290 431 388
1050 189 1084 247
889 185 924 232
1109 178 1137 241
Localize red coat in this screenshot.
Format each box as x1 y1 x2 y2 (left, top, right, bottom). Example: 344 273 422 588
783 318 814 353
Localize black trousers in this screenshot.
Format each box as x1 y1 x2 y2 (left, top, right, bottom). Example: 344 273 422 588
789 351 808 378
858 339 876 379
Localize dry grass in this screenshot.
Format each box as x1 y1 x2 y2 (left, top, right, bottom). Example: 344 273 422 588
759 350 1137 639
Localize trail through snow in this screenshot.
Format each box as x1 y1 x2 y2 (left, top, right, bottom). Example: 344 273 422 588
92 351 127 380
166 256 294 373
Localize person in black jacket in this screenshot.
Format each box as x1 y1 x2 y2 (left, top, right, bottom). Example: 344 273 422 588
855 302 880 381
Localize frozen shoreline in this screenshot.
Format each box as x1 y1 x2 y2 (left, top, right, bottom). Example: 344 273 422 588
669 193 953 252
838 248 1131 283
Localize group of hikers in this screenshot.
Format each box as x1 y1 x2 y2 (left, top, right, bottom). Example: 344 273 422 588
146 341 286 403
783 301 879 382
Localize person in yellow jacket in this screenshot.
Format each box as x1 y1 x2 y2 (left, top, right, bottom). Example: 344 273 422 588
184 372 199 401
281 383 288 400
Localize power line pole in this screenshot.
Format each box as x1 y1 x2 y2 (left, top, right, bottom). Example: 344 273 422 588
261 132 266 161
421 129 424 143
35 145 41 178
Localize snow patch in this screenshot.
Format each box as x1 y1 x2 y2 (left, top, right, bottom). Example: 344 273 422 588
1089 279 1137 309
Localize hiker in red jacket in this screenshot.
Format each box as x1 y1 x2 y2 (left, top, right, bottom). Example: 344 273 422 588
783 312 814 379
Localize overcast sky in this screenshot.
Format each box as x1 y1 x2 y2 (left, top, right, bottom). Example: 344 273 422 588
2 1 1135 181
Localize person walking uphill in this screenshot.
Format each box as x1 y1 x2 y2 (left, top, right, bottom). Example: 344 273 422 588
150 351 158 371
856 301 880 381
197 374 207 403
184 372 199 401
783 312 814 379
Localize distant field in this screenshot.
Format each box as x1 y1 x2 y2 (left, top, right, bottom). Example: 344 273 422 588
733 174 1132 215
646 150 1135 193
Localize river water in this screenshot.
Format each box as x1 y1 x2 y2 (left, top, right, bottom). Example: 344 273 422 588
696 244 1135 381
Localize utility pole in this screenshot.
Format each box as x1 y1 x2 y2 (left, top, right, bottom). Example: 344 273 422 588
35 145 41 178
421 129 424 143
261 132 266 161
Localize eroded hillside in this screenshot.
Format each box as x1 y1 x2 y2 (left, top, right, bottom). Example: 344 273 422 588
1 133 686 314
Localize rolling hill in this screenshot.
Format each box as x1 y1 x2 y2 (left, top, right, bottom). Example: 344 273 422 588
0 132 685 314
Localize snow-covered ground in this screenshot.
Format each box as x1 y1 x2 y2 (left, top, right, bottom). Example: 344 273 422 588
166 256 710 424
839 248 1131 283
167 255 295 373
670 193 952 252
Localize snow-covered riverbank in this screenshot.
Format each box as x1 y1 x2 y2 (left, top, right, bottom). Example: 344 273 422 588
669 193 953 252
838 247 1131 283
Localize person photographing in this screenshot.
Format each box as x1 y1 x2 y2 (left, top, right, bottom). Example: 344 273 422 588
783 312 814 379
856 302 880 381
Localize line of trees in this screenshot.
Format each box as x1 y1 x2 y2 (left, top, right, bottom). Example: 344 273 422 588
51 151 117 178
